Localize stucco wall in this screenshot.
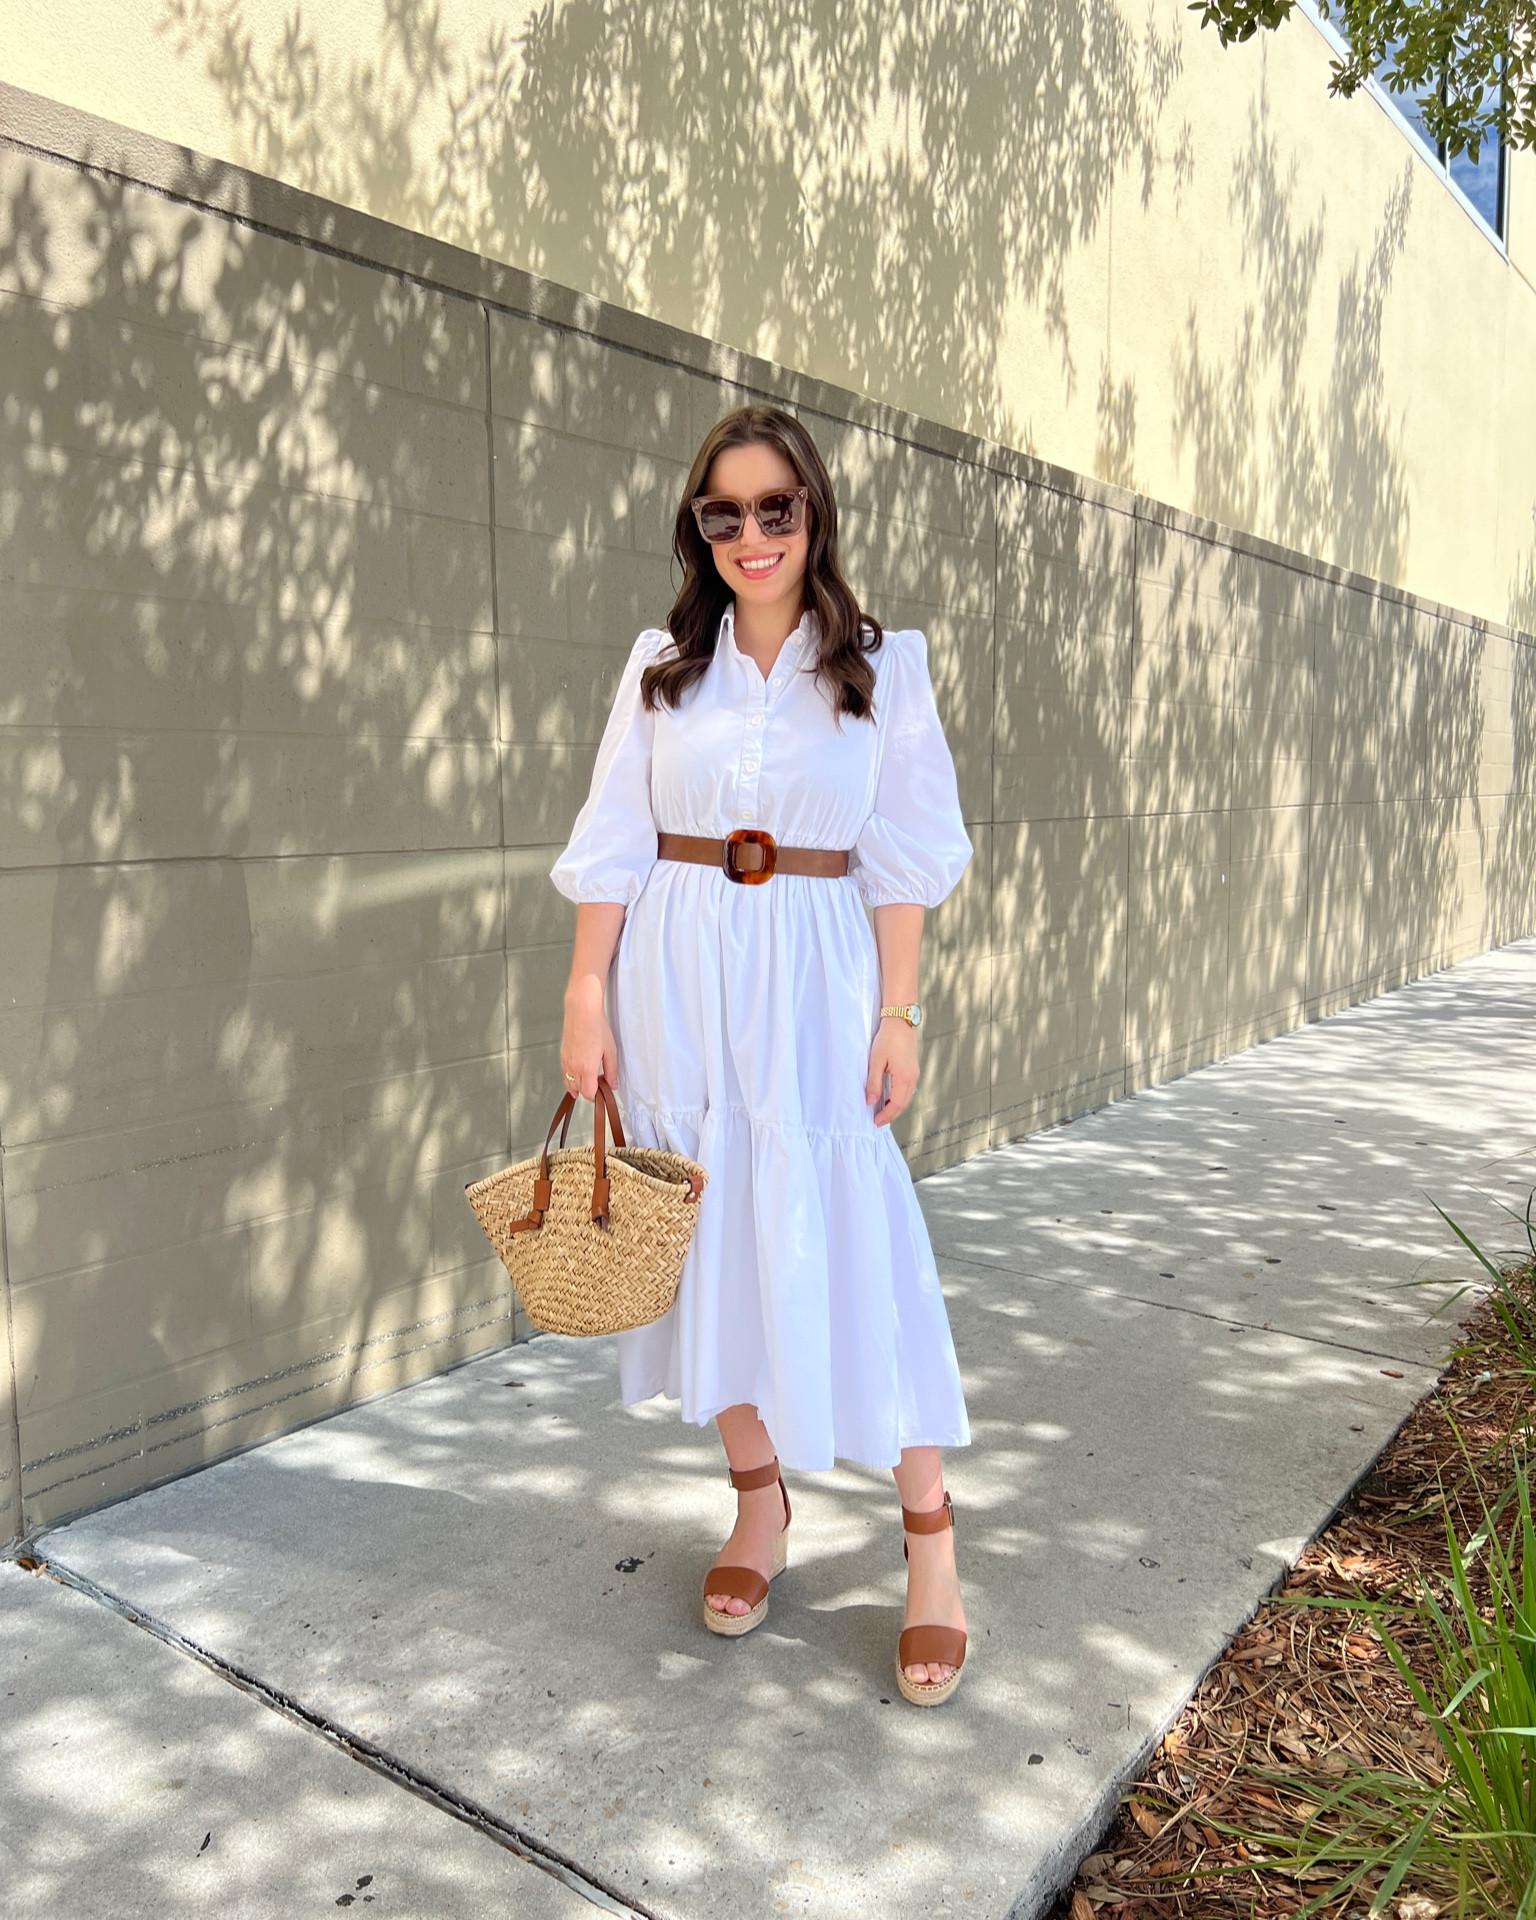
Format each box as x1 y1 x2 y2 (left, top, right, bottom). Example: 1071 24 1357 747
1 98 1532 1538
2 0 1534 633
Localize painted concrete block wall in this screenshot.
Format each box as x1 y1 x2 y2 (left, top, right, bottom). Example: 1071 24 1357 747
0 146 520 1528
1 132 1532 1536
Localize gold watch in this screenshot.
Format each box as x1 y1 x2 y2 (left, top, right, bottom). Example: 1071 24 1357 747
880 1002 924 1028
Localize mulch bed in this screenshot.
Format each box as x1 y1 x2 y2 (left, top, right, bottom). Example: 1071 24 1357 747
1050 1265 1536 1920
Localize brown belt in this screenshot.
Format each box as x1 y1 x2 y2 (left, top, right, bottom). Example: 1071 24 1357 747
656 829 851 885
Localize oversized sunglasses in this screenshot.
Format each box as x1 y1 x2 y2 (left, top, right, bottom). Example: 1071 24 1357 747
689 486 809 544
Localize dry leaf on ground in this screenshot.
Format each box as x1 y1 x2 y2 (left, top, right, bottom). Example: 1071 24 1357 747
1127 1798 1163 1839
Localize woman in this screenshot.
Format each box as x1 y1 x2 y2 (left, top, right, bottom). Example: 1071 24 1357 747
550 405 973 1706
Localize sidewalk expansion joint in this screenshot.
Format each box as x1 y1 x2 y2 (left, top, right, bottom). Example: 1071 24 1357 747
935 1247 1477 1369
21 1552 657 1920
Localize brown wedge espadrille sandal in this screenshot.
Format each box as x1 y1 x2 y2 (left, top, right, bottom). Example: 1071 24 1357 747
896 1492 967 1706
702 1458 792 1638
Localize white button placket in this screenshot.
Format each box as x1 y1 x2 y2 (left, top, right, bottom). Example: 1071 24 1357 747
739 661 767 824
732 614 805 829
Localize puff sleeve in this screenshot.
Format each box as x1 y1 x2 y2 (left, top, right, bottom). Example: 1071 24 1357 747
849 628 974 910
548 630 667 908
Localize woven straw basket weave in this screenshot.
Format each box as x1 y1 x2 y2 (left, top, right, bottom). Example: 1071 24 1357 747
465 1075 707 1337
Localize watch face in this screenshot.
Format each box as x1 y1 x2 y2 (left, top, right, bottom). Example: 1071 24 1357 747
910 1004 923 1027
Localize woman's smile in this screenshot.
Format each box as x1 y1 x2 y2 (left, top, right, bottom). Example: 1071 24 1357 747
736 550 785 577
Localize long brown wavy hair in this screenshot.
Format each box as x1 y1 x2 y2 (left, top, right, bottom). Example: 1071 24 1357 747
638 405 884 727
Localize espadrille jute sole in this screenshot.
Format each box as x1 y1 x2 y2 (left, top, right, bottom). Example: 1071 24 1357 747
702 1526 789 1637
894 1651 966 1706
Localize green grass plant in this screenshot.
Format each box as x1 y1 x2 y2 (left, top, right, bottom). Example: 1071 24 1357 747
1422 1186 1536 1386
1168 1198 1536 1918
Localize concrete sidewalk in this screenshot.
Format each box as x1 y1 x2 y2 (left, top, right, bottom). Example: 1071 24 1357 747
15 941 1536 1920
0 1560 597 1919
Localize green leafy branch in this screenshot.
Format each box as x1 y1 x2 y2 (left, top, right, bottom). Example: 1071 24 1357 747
1190 0 1536 160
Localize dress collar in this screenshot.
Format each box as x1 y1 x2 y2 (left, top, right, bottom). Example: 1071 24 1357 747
720 600 818 657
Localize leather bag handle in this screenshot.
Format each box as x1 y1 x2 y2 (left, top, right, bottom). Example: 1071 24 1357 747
508 1075 627 1234
554 1075 626 1153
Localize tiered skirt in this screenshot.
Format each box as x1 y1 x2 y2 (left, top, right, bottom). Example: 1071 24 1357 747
607 859 969 1472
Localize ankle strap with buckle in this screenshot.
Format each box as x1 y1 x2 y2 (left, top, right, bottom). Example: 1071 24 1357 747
901 1492 954 1534
728 1456 792 1530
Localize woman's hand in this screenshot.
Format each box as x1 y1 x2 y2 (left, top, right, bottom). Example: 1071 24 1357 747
561 971 620 1102
865 1016 919 1127
560 903 626 1102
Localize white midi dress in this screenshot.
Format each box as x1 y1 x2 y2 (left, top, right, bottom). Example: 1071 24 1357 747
548 601 974 1472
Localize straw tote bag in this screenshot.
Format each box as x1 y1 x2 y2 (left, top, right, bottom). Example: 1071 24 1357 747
465 1075 708 1337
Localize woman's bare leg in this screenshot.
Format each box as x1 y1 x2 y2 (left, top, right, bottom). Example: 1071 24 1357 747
706 1404 789 1619
893 1445 967 1685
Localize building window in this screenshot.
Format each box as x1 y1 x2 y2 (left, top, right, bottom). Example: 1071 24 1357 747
1444 94 1508 234
1374 41 1508 240
1300 5 1510 243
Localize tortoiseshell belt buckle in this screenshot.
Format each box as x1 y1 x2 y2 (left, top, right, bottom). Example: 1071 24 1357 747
722 828 777 884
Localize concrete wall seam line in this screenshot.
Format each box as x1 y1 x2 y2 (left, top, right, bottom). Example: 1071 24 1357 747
1304 614 1318 1027
483 294 519 1349
998 460 1006 1082
2 78 1531 646
0 1140 22 1548
1124 506 1138 1098
481 304 504 650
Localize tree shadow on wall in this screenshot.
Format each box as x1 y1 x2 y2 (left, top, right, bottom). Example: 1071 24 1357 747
159 0 1184 443
1171 82 1413 588
1135 70 1516 1057
1510 518 1536 639
1143 84 1528 1041
0 148 516 1527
